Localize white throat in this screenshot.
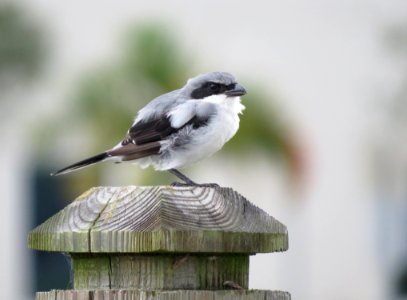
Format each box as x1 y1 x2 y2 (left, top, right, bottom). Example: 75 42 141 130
202 94 245 115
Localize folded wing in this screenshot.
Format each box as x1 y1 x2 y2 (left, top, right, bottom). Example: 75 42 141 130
109 101 216 161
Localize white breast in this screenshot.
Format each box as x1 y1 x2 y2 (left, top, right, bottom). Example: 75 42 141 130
156 95 245 170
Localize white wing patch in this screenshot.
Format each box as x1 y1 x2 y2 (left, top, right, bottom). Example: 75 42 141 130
167 102 197 128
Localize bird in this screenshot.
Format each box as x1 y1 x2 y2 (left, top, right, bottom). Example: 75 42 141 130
51 71 247 185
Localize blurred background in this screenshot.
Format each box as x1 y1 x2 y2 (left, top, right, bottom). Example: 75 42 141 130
1 0 407 299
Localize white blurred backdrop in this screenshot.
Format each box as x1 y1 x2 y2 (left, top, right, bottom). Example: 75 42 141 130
1 1 407 299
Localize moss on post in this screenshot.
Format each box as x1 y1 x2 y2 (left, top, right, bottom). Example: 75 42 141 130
29 185 290 299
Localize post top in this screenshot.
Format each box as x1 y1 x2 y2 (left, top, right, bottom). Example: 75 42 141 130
29 185 288 253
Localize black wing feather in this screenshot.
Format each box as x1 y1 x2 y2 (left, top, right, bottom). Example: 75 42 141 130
123 114 210 146
128 117 177 145
52 112 211 176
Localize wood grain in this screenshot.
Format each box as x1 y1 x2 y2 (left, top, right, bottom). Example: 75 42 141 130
29 186 288 254
35 289 291 300
71 253 249 290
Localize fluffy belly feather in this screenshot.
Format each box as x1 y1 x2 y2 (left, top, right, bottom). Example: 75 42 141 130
157 106 240 170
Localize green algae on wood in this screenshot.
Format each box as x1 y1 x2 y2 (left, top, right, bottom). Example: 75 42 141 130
36 289 291 300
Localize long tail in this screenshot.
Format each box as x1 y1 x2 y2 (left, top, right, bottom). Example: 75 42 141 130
51 152 110 176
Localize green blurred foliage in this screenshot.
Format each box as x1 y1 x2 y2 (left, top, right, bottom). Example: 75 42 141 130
0 3 45 86
71 25 190 150
122 24 189 90
226 88 302 179
38 24 300 188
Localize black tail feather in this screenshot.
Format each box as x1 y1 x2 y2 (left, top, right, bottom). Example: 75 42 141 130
51 152 109 176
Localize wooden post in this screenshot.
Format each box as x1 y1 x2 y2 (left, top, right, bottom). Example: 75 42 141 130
29 185 290 299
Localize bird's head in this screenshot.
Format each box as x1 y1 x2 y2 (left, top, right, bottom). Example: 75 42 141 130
184 72 246 100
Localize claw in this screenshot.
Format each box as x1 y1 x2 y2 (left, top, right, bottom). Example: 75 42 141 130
171 181 190 187
171 181 219 188
168 169 219 188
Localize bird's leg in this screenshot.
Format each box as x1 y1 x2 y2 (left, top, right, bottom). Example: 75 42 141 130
169 169 197 185
168 169 219 188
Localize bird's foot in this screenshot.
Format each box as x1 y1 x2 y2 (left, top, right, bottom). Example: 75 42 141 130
196 182 220 188
168 169 219 188
171 181 190 187
171 181 220 188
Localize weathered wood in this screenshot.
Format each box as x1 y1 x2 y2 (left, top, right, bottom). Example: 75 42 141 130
36 289 291 300
71 253 249 290
29 186 288 253
30 186 290 299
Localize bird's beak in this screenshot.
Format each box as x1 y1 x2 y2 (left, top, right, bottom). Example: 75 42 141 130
225 84 247 97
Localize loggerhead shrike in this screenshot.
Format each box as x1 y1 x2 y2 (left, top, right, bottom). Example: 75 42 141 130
52 72 247 185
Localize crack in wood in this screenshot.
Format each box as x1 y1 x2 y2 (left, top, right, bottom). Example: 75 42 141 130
87 189 119 252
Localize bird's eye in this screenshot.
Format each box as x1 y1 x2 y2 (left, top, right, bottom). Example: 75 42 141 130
208 82 220 92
